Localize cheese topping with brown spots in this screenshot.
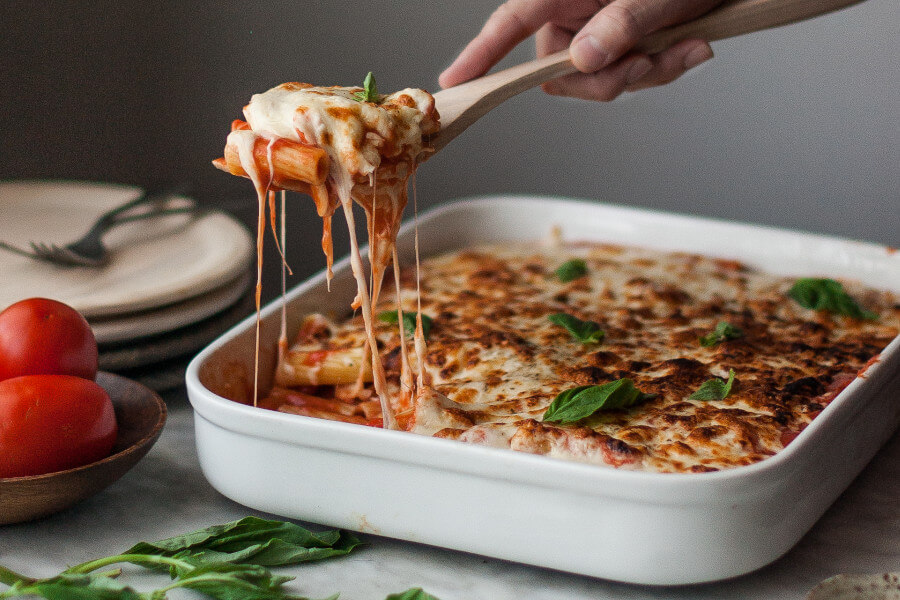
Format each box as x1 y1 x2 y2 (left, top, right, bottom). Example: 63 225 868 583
265 242 899 473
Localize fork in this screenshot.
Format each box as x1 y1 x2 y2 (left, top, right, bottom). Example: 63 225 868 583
0 186 197 267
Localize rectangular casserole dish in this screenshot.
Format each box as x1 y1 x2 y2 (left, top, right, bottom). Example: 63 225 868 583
186 196 900 585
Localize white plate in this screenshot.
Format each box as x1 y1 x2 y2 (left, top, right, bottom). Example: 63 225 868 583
90 270 252 344
98 288 254 371
0 180 254 317
186 196 900 585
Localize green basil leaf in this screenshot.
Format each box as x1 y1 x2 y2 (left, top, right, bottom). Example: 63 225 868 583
698 321 743 347
378 311 433 340
1 518 350 600
543 379 654 424
163 561 314 600
385 589 442 600
0 573 144 600
554 259 587 283
548 313 604 344
353 71 379 103
689 369 736 401
788 278 877 320
125 517 361 568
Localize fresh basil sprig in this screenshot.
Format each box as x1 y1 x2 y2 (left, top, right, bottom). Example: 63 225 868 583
124 516 360 569
543 379 655 424
788 278 877 320
353 71 380 103
386 589 442 600
153 560 305 600
0 572 144 600
378 310 433 339
0 517 359 600
548 313 604 344
555 259 587 283
699 321 743 347
689 369 736 401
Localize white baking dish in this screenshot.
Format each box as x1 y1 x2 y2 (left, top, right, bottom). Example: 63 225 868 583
186 196 900 585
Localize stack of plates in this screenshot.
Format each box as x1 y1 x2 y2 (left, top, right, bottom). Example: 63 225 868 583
0 181 255 392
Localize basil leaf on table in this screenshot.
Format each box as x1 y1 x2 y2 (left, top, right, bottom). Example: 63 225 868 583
788 278 877 320
385 589 442 600
548 313 605 344
158 560 316 600
0 517 356 600
378 310 433 339
125 516 361 568
698 321 743 347
689 369 736 401
543 379 655 424
0 572 144 600
554 259 587 283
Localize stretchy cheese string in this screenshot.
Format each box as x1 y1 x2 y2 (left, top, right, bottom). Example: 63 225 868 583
266 140 290 268
278 189 288 364
367 172 376 309
235 136 294 406
309 183 336 290
372 169 413 410
394 246 414 404
234 135 268 407
411 168 427 389
355 173 379 400
336 180 396 430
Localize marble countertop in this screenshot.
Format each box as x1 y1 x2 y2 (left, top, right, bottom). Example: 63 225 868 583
1 389 898 600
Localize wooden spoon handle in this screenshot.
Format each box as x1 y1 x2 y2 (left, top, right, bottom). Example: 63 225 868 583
635 0 865 54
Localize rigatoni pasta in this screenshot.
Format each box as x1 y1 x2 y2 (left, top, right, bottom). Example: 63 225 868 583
214 76 440 430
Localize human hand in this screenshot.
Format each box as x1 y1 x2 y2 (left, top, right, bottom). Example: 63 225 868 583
439 0 723 101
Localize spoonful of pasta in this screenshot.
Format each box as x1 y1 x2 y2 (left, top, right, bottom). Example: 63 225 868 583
427 0 863 153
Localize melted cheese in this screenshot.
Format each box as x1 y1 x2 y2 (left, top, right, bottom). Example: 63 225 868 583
272 241 900 473
243 83 435 179
226 81 439 428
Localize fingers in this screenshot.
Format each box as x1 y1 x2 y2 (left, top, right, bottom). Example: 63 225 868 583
541 32 712 101
542 52 653 101
570 0 721 72
625 39 713 91
535 21 571 58
440 0 565 88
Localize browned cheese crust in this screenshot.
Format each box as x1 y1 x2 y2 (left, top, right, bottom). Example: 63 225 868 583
268 242 900 473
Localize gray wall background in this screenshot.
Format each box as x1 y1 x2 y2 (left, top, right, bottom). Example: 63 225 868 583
2 1 897 293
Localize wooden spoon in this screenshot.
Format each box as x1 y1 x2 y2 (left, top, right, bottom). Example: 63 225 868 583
429 0 864 152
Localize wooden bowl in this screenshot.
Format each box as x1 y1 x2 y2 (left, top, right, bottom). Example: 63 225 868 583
0 372 167 525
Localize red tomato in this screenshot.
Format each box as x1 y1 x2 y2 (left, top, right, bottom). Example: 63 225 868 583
0 375 117 478
0 298 98 382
